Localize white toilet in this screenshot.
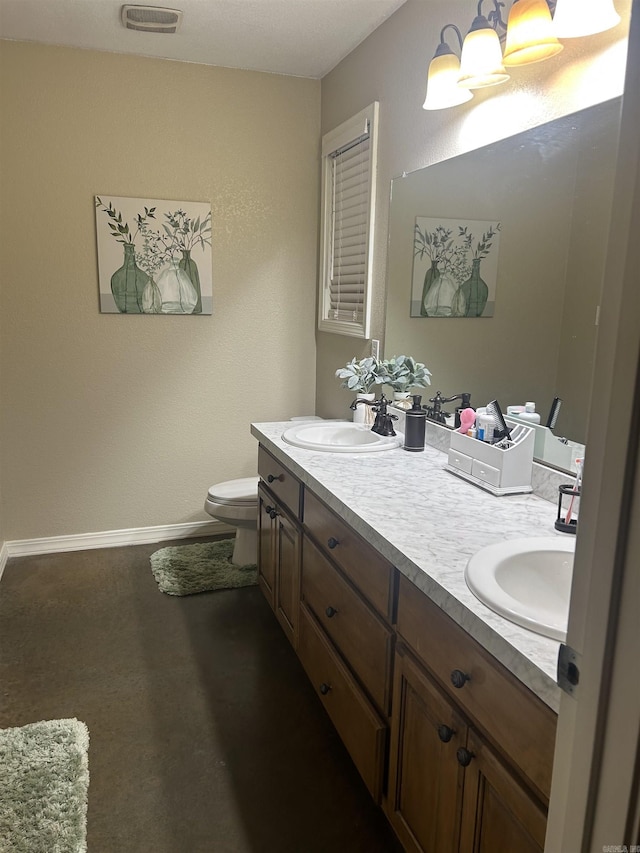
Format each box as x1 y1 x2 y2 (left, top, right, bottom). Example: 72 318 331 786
204 476 260 566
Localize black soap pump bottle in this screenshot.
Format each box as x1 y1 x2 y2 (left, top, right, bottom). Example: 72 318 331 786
404 395 426 452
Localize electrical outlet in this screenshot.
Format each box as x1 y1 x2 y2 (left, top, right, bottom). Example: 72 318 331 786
371 339 380 360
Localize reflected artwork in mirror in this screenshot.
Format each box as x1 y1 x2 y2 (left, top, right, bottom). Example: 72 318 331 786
385 97 623 472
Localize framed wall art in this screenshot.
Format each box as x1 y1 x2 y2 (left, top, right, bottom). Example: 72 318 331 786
411 217 501 318
95 195 212 315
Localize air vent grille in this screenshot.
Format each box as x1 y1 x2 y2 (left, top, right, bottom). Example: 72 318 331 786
121 5 183 34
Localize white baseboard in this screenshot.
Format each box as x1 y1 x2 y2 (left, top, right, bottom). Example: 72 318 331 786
0 542 8 582
4 520 235 560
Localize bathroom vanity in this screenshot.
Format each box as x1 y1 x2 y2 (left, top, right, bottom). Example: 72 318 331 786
253 421 562 853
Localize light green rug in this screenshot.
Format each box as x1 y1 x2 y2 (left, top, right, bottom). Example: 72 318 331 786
0 717 89 853
150 539 258 596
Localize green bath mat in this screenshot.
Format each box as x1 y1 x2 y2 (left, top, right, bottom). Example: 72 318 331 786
150 539 258 596
0 717 90 853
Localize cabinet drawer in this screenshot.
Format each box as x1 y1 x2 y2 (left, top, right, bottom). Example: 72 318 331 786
302 536 394 714
303 489 393 619
396 574 557 801
258 446 301 519
447 448 473 475
471 458 501 488
298 604 387 803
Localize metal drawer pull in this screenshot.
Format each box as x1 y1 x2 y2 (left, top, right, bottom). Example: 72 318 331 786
267 473 282 483
264 505 278 519
437 724 454 743
325 606 338 618
456 747 475 767
327 537 339 549
450 669 471 689
319 683 331 695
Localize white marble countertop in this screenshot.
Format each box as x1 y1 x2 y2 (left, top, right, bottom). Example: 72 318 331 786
252 420 564 712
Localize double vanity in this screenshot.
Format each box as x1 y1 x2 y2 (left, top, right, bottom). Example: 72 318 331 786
253 418 568 852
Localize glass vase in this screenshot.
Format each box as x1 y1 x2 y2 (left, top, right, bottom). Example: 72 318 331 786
156 259 198 314
420 259 440 317
459 258 489 317
110 244 149 314
142 277 162 314
178 248 202 314
423 270 459 317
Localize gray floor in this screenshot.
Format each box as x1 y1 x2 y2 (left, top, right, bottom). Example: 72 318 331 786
0 539 401 853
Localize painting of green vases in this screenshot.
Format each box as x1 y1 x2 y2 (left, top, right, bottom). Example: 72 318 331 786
95 196 213 315
411 217 500 319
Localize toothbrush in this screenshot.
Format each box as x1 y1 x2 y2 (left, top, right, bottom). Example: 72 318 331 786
565 457 583 524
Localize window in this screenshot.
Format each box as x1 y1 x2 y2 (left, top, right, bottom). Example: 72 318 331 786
318 102 379 339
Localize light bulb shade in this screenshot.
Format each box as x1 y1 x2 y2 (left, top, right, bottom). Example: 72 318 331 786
552 0 621 37
458 22 510 89
503 0 564 66
423 50 474 110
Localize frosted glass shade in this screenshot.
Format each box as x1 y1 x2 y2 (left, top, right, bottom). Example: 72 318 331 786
459 25 510 89
553 0 621 37
423 51 474 110
503 0 564 66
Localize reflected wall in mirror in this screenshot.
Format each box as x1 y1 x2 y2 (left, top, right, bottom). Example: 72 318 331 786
385 98 622 471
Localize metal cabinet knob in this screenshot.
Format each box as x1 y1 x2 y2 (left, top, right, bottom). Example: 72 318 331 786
267 473 282 484
450 669 471 689
325 606 338 618
319 683 331 696
327 537 339 549
437 724 454 743
456 747 474 767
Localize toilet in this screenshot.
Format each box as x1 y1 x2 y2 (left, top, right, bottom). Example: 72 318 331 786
204 476 260 567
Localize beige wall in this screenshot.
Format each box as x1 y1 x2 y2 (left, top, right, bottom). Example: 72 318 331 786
0 41 320 541
317 0 631 419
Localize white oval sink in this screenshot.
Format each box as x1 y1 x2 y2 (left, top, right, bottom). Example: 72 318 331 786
465 537 575 641
282 421 402 453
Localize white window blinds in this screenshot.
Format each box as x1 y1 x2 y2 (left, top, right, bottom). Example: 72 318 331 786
318 102 378 339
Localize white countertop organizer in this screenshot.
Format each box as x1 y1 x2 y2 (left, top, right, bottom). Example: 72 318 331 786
446 424 535 496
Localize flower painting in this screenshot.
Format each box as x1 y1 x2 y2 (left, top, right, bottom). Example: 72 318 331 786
410 217 501 318
95 196 213 315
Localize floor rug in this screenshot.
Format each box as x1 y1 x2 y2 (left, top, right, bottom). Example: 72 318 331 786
0 717 89 853
150 539 258 596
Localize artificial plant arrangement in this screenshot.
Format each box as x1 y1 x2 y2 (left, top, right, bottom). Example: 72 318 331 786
335 357 385 394
381 355 432 395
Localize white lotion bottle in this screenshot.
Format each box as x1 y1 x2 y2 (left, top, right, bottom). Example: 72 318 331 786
517 402 541 424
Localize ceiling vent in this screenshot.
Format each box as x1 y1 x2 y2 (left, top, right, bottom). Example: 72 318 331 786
121 5 183 34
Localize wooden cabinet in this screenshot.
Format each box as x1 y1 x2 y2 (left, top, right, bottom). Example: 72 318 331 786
387 575 555 853
255 443 558 851
257 447 302 649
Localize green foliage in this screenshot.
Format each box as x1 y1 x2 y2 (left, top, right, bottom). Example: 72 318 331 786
335 357 385 393
380 355 432 393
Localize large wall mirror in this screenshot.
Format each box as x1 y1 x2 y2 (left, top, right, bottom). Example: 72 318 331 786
384 97 623 472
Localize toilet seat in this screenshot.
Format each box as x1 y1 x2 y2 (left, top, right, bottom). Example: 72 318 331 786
207 476 259 506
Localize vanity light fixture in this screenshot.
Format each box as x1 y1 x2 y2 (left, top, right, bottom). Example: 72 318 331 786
458 1 510 89
423 25 474 110
552 0 621 37
502 0 563 66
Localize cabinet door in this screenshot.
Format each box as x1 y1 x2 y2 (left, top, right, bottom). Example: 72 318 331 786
458 729 547 853
387 646 466 853
257 484 276 608
274 505 301 648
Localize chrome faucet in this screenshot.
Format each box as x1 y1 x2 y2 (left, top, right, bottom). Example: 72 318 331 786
350 393 398 436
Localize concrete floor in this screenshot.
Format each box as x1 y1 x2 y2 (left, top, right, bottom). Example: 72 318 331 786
0 539 401 852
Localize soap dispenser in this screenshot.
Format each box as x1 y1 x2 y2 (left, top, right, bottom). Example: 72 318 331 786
404 395 427 452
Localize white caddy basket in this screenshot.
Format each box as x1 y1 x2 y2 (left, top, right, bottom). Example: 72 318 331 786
446 423 534 496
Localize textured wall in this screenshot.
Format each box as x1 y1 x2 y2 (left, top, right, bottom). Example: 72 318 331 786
0 41 320 540
317 0 631 419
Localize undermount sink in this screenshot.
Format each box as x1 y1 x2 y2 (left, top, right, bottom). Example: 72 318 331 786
465 537 575 641
282 421 402 453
